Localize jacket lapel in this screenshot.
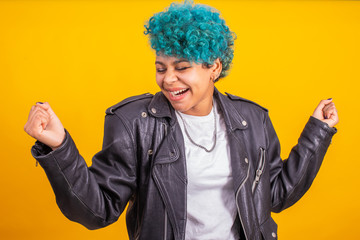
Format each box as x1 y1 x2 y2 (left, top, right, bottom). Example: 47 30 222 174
215 89 261 239
214 89 249 189
149 92 187 239
151 123 187 240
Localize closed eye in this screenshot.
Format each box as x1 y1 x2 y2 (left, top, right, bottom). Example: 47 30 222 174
156 68 166 73
176 67 189 71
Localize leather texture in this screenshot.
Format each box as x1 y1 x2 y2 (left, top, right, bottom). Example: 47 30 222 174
31 88 337 240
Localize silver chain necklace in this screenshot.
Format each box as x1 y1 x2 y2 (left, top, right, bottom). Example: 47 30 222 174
176 109 217 153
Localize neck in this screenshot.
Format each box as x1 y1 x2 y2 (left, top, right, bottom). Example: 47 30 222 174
181 86 215 116
183 101 213 116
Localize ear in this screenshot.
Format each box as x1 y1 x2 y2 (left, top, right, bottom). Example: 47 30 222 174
211 58 222 79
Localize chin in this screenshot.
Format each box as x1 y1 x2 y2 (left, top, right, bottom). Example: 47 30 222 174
171 104 186 113
169 102 189 112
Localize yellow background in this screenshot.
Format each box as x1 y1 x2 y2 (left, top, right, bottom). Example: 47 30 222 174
0 0 358 239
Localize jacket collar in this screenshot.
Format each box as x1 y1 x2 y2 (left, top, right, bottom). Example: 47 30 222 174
148 91 178 126
214 88 248 131
148 88 248 130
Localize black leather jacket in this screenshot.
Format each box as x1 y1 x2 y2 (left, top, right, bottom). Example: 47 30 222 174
31 88 337 240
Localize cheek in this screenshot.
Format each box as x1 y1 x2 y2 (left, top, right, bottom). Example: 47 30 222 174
155 75 163 88
182 72 201 86
192 74 212 89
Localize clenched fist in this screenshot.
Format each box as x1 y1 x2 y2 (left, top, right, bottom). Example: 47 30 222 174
312 98 339 128
24 102 65 151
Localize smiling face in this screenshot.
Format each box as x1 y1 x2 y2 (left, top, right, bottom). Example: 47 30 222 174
155 55 222 116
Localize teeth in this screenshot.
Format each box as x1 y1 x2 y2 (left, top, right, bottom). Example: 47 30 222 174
170 89 187 96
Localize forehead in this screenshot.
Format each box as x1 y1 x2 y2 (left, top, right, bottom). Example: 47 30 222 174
155 55 197 66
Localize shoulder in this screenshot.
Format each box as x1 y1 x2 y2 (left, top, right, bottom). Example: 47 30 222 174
225 92 268 113
105 93 154 115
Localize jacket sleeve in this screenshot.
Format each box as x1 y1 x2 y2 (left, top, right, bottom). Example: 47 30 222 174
31 113 137 229
265 115 337 213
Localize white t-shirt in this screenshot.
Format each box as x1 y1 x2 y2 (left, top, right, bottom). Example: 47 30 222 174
176 100 239 240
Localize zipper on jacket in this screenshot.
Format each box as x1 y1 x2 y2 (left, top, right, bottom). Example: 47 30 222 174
235 162 250 240
251 148 266 194
164 210 168 240
152 171 172 240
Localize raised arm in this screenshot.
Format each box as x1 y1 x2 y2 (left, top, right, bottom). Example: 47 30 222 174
24 102 137 229
267 99 338 212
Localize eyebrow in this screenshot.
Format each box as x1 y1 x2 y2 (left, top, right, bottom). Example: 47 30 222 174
155 59 190 66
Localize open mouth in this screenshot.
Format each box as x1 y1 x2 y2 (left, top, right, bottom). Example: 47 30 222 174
170 88 189 97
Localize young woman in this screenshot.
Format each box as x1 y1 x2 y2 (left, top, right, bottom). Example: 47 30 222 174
24 1 338 240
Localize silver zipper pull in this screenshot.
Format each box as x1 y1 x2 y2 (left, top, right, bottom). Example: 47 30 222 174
252 148 266 193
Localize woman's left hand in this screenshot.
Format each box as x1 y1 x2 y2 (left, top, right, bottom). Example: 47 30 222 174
312 98 339 128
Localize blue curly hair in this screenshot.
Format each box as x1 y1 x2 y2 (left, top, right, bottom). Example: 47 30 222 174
144 0 236 81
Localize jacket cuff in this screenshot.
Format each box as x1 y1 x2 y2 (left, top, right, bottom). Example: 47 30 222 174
306 116 337 145
31 129 72 169
309 116 337 134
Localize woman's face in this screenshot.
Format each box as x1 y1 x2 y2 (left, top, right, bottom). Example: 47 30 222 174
155 55 221 116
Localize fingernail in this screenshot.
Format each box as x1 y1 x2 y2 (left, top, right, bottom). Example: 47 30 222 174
36 102 43 104
327 98 332 100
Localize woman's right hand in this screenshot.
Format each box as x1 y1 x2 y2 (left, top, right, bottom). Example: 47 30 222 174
24 102 66 151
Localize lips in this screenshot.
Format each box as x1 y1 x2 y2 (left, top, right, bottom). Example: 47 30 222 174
167 88 189 101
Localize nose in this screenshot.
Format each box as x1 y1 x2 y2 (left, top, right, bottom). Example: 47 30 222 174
163 69 178 84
